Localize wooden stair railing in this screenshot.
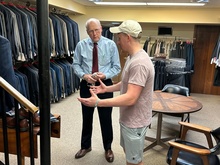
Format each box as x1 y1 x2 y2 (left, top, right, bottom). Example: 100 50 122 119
0 76 61 165
0 77 38 114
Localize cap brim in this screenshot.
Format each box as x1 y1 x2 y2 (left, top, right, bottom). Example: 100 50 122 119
109 27 121 34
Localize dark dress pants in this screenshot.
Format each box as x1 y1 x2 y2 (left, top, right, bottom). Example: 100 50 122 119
80 79 113 151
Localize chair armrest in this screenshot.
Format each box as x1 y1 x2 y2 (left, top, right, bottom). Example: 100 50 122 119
179 122 212 134
179 122 213 148
168 141 211 165
168 141 211 155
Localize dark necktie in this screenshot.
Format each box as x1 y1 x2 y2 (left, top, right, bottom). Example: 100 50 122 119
92 43 98 73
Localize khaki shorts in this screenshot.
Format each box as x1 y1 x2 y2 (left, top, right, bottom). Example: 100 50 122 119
120 123 147 164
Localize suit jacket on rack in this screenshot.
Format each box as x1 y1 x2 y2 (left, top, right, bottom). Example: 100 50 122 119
0 35 17 112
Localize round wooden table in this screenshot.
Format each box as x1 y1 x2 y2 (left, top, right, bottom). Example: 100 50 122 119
144 91 203 152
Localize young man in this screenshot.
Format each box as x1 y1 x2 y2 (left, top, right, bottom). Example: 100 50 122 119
73 18 121 163
78 20 155 165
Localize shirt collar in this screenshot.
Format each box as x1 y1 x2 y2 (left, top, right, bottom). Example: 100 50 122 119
88 36 103 46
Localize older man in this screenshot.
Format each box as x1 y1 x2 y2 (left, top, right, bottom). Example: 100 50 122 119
73 18 121 163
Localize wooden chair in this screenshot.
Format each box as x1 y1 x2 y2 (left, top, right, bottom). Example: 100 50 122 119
166 121 220 165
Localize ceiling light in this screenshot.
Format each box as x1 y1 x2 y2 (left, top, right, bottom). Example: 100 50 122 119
111 22 120 24
94 2 147 6
197 0 208 2
89 0 101 2
146 2 205 6
93 2 206 6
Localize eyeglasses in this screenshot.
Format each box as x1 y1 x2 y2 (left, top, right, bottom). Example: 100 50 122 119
88 28 100 34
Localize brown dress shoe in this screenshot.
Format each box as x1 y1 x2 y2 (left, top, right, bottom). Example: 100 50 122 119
19 108 40 126
33 112 40 126
75 148 92 159
6 116 16 128
105 149 114 163
19 107 29 119
7 117 29 132
19 119 29 132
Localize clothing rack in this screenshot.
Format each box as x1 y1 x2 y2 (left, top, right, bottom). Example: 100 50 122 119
0 0 35 7
50 7 68 15
143 35 196 42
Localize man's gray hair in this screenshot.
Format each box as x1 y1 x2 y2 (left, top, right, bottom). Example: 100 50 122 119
85 18 101 30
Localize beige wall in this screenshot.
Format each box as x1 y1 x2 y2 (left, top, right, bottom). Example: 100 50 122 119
48 0 86 14
75 6 220 24
48 0 220 41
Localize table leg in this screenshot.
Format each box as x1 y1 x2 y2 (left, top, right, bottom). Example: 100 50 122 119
144 113 171 152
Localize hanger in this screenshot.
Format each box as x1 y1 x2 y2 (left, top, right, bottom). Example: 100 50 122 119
0 0 7 5
26 1 30 7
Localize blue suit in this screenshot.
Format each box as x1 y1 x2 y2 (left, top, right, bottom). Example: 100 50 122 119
0 35 17 113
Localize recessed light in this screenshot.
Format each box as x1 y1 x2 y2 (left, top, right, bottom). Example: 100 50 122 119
146 2 205 6
94 2 147 6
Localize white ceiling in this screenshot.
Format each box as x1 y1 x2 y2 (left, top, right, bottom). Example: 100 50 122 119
72 0 220 8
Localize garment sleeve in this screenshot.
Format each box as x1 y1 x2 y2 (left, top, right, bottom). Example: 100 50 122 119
73 43 85 79
105 41 121 79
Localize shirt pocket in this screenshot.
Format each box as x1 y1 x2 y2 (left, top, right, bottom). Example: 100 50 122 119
99 53 111 66
82 52 92 64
